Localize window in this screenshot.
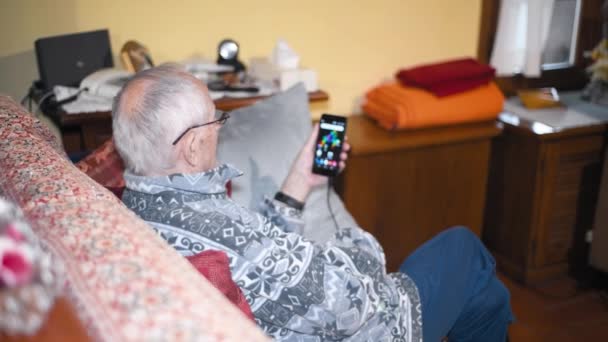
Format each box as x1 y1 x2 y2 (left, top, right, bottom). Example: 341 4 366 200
542 0 582 69
478 0 604 94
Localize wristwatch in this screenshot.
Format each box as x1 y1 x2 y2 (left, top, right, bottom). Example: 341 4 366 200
274 191 305 211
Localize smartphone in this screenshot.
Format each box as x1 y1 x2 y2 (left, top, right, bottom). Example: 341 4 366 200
312 114 348 177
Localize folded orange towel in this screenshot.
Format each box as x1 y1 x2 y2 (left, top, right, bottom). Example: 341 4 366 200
363 82 504 130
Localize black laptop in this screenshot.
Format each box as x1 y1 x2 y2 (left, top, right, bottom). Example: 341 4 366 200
34 29 113 91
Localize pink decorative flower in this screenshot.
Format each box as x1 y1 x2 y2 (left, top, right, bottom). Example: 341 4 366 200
0 237 33 287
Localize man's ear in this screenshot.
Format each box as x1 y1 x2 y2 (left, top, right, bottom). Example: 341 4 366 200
183 131 200 167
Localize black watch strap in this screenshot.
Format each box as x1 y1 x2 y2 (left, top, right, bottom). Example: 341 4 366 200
274 191 305 211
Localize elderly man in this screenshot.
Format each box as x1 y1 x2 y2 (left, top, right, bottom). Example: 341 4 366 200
114 65 512 342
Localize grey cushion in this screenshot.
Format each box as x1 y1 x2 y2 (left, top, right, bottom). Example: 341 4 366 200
217 83 356 242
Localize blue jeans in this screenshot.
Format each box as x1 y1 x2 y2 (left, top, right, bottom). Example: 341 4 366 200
400 227 513 342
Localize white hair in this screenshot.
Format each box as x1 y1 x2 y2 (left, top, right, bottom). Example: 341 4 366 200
112 64 212 175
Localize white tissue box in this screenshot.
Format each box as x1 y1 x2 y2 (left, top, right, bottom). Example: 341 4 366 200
279 69 318 92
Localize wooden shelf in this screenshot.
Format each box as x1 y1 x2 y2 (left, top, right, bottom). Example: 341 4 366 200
48 90 329 153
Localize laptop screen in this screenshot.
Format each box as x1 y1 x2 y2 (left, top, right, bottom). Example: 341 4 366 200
34 29 113 91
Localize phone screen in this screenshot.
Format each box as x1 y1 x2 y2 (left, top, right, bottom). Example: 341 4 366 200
312 114 347 177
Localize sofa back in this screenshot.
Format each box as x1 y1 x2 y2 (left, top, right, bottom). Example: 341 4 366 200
0 96 268 341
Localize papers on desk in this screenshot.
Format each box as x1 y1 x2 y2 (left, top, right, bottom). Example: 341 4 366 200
59 82 278 114
182 59 278 99
182 59 234 83
56 61 280 114
502 93 608 131
208 82 276 100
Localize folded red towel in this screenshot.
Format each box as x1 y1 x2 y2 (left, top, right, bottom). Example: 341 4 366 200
396 58 495 97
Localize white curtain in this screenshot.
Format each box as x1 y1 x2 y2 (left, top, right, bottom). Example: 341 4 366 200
490 0 555 77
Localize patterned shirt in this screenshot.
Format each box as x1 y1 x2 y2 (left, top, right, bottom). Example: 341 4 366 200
122 164 422 341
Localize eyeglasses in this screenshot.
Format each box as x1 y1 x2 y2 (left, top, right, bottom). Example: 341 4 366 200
172 111 230 145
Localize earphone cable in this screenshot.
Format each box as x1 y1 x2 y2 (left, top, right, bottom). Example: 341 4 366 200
327 177 340 231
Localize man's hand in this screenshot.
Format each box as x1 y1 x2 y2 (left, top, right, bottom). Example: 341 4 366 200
280 124 350 203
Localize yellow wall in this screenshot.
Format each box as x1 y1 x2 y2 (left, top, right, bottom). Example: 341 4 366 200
0 0 481 118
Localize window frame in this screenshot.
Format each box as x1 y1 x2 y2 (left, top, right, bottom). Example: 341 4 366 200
477 0 604 95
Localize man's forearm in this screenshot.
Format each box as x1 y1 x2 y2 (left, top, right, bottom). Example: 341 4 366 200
280 170 312 203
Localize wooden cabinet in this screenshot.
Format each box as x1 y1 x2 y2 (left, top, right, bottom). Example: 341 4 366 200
337 115 501 272
1 298 90 342
483 107 607 284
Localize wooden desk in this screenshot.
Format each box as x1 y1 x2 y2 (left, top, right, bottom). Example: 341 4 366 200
336 115 501 272
50 90 329 154
483 96 608 284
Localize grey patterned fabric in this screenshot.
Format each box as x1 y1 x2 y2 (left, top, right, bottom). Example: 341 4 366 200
122 164 422 341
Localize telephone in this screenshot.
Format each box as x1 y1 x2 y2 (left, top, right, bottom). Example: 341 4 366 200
80 68 132 98
44 68 132 114
26 67 131 115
